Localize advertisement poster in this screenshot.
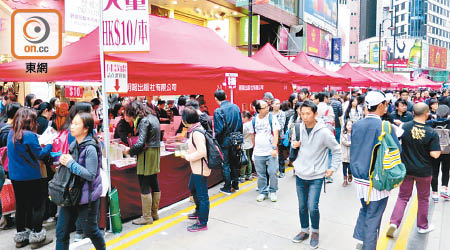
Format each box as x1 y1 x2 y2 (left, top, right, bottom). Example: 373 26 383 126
429 45 447 69
239 16 260 46
102 0 150 52
65 0 99 34
386 39 416 68
421 42 429 69
331 38 341 63
369 43 380 65
207 20 229 43
304 0 338 34
306 24 331 60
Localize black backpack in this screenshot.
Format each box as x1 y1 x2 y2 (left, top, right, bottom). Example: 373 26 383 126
192 128 224 170
48 165 84 207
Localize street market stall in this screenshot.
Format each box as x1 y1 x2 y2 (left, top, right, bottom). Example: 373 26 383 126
336 63 378 89
252 44 328 92
292 52 351 91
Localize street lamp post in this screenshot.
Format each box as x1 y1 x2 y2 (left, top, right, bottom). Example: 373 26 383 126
248 0 253 57
392 6 396 73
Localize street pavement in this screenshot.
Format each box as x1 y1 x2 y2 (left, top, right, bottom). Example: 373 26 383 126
0 166 449 250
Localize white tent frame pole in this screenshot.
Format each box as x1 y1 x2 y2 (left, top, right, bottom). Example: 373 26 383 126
98 0 113 232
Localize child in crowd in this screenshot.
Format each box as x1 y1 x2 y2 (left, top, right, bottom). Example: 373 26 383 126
340 120 353 187
240 111 254 182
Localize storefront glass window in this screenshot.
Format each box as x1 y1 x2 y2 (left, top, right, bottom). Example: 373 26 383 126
269 0 298 15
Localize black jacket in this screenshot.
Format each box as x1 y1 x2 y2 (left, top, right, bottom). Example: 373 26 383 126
330 98 343 128
213 101 243 147
114 118 134 145
37 116 57 135
0 123 11 147
129 114 161 156
439 96 450 108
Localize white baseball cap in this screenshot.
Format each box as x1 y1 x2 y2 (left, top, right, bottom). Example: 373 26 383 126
365 91 387 108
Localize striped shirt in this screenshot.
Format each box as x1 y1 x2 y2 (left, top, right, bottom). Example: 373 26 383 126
354 178 390 202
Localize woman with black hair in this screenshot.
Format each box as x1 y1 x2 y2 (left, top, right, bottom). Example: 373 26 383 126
25 94 36 108
36 102 57 135
124 101 161 225
0 102 22 147
344 97 363 122
180 107 210 232
57 112 105 250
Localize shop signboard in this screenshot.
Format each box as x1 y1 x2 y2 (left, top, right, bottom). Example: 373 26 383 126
331 38 341 63
65 0 99 34
306 24 331 60
369 42 379 64
239 16 260 46
304 0 338 34
65 86 84 98
421 42 429 69
386 38 415 68
429 45 447 69
102 0 150 52
105 60 128 93
236 0 269 7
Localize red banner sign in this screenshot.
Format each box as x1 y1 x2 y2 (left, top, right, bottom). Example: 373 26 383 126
429 45 447 69
306 24 331 60
65 86 84 98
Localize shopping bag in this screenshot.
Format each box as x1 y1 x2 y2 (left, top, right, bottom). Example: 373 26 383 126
1 179 15 215
109 188 122 233
51 130 70 167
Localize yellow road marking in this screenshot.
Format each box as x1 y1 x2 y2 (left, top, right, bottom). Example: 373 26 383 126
376 196 419 250
110 182 258 250
393 196 418 250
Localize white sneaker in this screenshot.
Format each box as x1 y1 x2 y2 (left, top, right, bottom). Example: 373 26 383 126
269 192 277 202
432 193 439 203
418 225 435 234
256 194 267 202
386 224 397 238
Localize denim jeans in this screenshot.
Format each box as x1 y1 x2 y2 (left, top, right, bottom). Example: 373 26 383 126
390 175 432 229
254 155 278 195
0 165 4 218
221 146 239 190
240 149 253 178
335 127 341 144
56 199 106 250
278 145 287 173
342 162 352 177
189 174 209 225
295 177 323 233
353 197 388 250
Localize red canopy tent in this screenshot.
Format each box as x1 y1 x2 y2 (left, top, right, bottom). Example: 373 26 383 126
0 15 293 109
336 63 377 88
252 43 327 92
354 67 390 89
292 52 351 91
412 76 442 90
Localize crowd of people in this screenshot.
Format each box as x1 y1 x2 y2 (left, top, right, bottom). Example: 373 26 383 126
0 87 448 250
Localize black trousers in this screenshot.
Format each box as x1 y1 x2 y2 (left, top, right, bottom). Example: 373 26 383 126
12 179 47 232
431 154 450 192
138 174 160 194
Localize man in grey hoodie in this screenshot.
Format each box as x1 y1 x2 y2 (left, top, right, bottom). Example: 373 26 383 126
291 101 341 249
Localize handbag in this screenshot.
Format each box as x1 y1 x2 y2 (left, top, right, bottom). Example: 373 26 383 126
289 123 301 162
239 149 249 166
127 136 148 151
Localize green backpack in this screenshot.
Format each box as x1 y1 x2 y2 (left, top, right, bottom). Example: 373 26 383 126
368 121 406 202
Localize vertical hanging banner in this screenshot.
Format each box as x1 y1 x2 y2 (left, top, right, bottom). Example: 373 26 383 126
102 0 150 52
105 60 128 93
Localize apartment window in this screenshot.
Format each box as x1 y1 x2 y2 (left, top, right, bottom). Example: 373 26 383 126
401 2 405 10
401 14 405 21
395 5 399 12
400 25 405 33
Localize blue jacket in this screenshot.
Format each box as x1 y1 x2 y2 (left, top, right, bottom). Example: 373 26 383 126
7 130 52 181
350 115 401 181
213 101 243 147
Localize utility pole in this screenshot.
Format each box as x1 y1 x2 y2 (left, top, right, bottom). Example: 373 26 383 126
392 5 396 73
248 0 253 57
379 23 382 71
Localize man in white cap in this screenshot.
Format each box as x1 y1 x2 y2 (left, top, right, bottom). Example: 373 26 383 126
349 91 401 250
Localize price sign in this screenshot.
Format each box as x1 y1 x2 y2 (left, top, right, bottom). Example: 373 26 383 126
65 86 84 98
